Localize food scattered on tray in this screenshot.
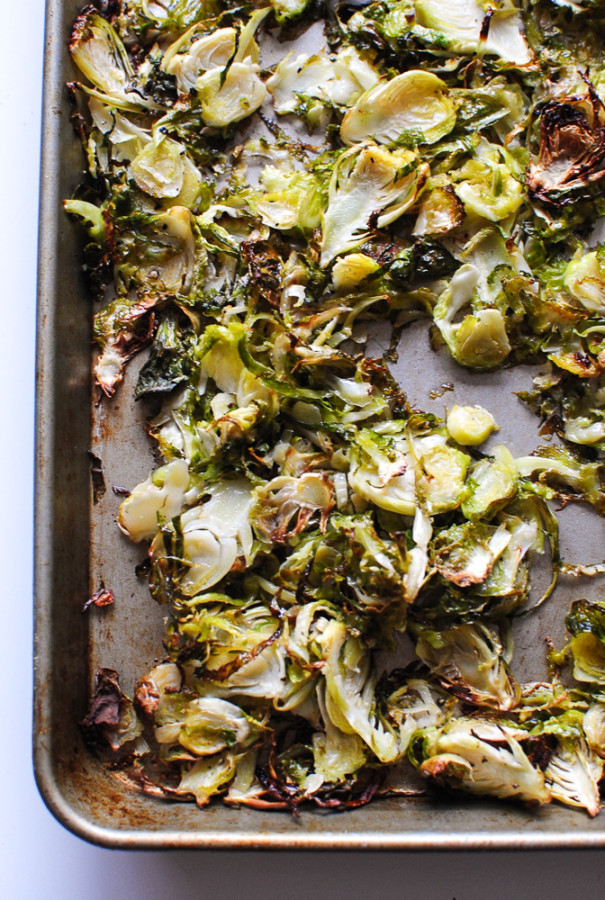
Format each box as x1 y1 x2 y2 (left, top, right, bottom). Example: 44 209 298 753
65 0 605 814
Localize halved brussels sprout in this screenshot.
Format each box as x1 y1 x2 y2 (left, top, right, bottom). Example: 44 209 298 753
340 70 457 147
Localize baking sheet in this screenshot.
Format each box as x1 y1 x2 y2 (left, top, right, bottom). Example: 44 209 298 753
34 0 605 848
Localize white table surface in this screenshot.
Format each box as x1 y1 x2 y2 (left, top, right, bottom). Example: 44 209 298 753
2 2 603 895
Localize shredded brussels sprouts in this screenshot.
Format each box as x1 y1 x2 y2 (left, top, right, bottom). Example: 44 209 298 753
69 0 605 817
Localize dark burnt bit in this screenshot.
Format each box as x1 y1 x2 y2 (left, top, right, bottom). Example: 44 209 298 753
88 451 106 503
81 667 123 747
479 8 494 42
524 734 558 771
66 82 90 146
83 583 115 612
69 5 98 53
241 239 283 309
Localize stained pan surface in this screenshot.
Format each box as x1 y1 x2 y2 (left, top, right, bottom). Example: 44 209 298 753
34 0 605 848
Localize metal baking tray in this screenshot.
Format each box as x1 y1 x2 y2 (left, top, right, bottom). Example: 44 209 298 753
34 0 605 848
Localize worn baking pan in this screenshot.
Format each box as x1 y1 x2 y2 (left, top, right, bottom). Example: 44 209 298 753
34 0 605 848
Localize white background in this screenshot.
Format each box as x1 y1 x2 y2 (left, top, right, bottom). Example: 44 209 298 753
1 1 604 896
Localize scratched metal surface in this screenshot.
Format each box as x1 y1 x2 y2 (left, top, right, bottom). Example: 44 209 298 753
34 0 605 849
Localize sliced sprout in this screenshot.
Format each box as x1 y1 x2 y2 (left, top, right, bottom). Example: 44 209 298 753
433 264 512 369
196 63 266 128
64 199 106 243
348 423 417 515
584 704 605 758
269 0 310 23
184 600 286 700
320 142 429 266
404 507 432 602
544 738 603 817
267 47 379 117
70 9 139 103
165 28 238 93
341 71 456 147
413 184 465 236
431 521 512 588
452 141 524 222
155 695 252 755
225 749 264 804
564 250 605 314
385 679 446 754
515 447 605 513
177 753 237 805
332 253 380 290
414 443 470 515
249 167 323 232
313 684 367 784
89 99 151 164
414 0 532 65
564 599 605 685
452 307 512 369
446 404 498 446
164 7 268 91
319 620 399 763
135 661 182 716
461 445 518 519
130 135 189 199
418 718 550 805
151 479 254 596
527 88 605 206
251 474 334 544
413 623 520 710
118 458 191 543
